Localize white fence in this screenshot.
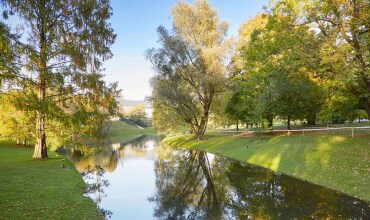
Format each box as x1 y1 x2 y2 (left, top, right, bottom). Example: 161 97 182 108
219 126 370 138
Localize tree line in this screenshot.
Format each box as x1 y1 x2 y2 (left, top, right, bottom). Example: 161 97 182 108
147 0 370 138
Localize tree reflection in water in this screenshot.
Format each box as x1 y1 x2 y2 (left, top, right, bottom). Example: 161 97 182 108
151 144 370 220
60 135 160 219
150 149 230 219
82 165 112 219
60 136 370 219
226 162 370 219
61 135 159 174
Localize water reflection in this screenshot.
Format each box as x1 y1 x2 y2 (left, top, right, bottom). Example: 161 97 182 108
150 150 228 219
225 162 369 219
81 166 112 219
63 135 159 173
152 144 370 220
61 135 160 219
62 136 370 219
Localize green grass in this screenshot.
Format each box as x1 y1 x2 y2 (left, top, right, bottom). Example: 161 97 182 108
0 140 102 219
108 121 156 143
164 133 370 202
0 121 156 219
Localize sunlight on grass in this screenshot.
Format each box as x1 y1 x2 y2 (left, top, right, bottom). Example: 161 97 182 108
0 141 101 219
332 136 346 142
270 154 281 170
307 142 332 168
164 134 370 202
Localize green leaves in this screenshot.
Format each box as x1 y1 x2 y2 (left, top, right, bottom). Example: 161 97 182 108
0 0 119 155
0 20 20 83
232 11 323 128
274 0 370 117
147 0 231 136
226 0 370 127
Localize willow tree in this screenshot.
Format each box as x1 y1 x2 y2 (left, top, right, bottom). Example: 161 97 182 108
1 0 117 159
146 0 231 139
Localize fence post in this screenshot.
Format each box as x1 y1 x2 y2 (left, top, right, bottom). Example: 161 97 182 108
259 131 262 142
352 127 354 138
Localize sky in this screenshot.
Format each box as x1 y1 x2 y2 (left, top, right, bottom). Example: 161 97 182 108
104 0 269 101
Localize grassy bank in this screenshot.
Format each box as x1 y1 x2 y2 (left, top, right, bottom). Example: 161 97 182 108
0 121 156 219
164 133 370 202
0 140 102 219
109 121 155 143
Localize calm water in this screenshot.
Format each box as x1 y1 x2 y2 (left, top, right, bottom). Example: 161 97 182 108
62 135 370 219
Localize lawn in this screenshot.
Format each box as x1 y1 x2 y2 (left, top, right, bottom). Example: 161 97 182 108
0 139 102 219
108 121 156 143
164 133 370 202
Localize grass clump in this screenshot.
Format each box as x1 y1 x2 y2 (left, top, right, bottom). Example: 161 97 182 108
164 133 370 202
0 140 102 219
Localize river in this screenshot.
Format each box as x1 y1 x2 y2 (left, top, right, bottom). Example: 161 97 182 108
62 135 370 219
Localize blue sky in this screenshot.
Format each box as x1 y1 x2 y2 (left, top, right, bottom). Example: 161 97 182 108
105 0 269 100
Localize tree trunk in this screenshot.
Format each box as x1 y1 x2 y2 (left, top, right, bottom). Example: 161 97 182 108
197 107 210 141
33 130 47 159
307 114 316 126
267 114 273 130
360 98 370 120
197 117 207 141
33 4 48 159
236 120 239 131
33 82 48 159
287 114 291 130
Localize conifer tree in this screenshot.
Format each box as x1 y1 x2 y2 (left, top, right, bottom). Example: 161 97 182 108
1 0 118 159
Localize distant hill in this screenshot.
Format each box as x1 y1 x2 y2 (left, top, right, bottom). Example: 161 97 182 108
116 97 153 118
116 97 152 108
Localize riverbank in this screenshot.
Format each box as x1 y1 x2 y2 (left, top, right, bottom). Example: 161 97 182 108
164 133 370 202
0 121 155 219
0 139 102 219
109 121 156 143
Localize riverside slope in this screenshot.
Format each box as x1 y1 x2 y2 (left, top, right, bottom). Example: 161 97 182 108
164 133 370 202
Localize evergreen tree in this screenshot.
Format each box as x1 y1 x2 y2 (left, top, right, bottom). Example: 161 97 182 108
0 0 118 159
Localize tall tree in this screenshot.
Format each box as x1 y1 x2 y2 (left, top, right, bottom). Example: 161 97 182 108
236 11 325 129
146 0 231 139
1 0 117 159
226 14 268 128
273 0 370 118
